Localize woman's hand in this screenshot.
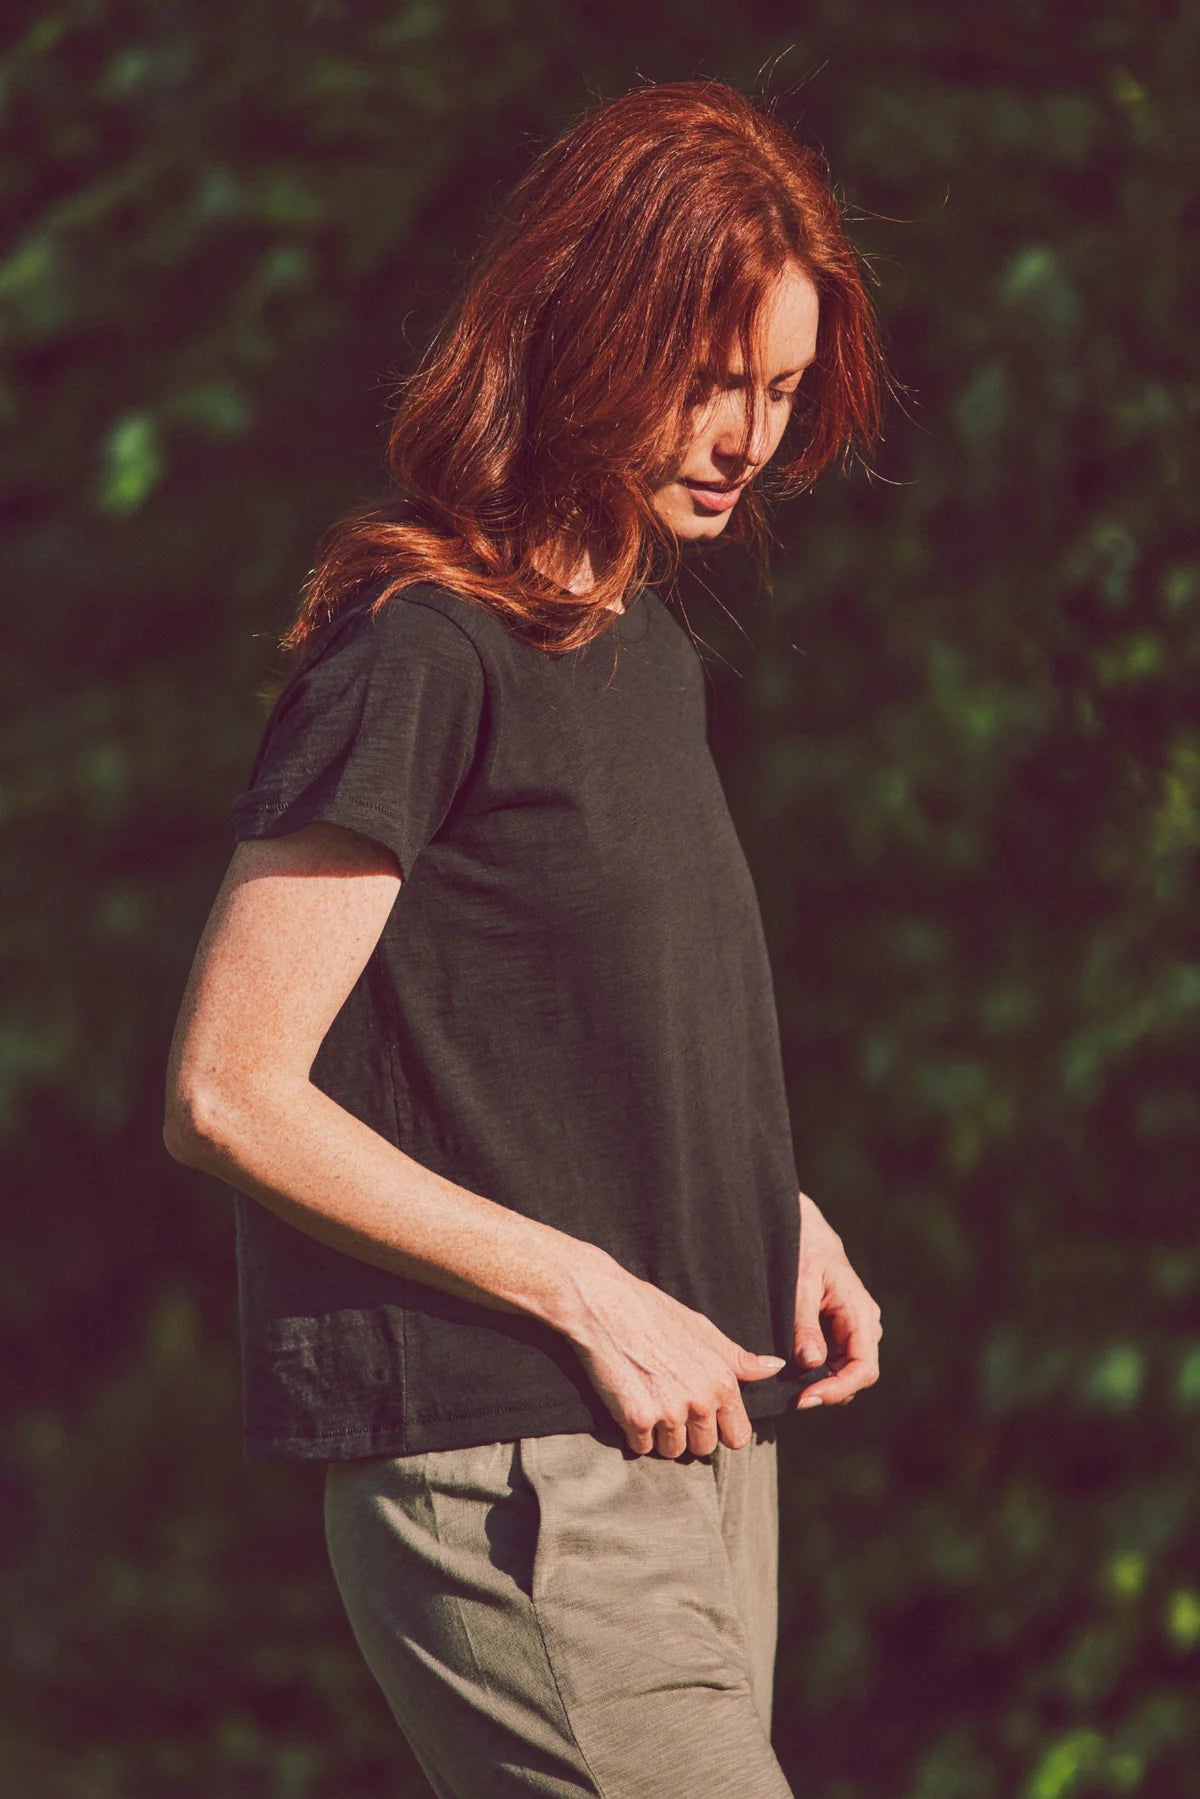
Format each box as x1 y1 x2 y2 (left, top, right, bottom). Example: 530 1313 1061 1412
566 1253 787 1459
790 1191 882 1410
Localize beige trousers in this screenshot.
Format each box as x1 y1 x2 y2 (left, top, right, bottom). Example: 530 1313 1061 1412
323 1422 795 1798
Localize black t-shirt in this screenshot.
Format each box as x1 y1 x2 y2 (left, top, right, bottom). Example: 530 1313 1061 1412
228 578 805 1461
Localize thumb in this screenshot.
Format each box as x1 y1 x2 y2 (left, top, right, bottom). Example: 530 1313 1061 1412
793 1332 828 1370
736 1346 788 1381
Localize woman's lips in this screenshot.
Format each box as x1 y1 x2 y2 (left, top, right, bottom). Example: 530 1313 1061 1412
682 479 746 513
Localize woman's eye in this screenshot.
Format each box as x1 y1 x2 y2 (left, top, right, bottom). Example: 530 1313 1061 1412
688 375 801 411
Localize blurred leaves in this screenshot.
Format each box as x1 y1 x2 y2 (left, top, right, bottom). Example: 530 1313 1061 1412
3 0 1198 1796
98 410 163 512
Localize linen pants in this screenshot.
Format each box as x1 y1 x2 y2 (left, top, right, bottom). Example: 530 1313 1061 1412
323 1421 795 1798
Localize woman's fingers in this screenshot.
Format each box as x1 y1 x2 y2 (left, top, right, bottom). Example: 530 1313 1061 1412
688 1413 720 1457
571 1268 776 1456
654 1420 687 1458
652 1410 721 1459
795 1354 879 1408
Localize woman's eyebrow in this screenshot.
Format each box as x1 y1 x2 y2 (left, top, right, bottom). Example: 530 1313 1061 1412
724 355 816 381
772 356 817 379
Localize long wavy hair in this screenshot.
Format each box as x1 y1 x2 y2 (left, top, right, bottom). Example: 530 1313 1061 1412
278 76 894 666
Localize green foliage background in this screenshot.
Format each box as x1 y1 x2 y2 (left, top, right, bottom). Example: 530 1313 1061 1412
3 2 1197 1794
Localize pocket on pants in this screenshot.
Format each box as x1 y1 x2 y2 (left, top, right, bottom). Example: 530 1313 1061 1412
518 1432 754 1710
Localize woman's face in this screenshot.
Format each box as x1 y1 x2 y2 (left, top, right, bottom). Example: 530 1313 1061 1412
651 262 820 539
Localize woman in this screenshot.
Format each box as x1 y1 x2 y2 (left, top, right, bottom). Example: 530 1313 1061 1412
165 77 886 1799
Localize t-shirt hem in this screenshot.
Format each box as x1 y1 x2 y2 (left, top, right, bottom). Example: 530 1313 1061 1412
243 1394 606 1463
243 1374 804 1464
231 796 415 879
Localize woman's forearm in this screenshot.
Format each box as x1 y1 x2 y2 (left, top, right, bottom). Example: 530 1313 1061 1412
164 1075 619 1336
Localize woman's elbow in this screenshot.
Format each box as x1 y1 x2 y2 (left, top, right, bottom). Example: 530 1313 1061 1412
162 1078 234 1166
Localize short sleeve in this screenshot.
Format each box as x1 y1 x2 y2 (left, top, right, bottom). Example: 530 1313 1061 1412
230 594 486 880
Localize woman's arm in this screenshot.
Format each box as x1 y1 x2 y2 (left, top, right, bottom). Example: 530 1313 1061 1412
163 822 785 1457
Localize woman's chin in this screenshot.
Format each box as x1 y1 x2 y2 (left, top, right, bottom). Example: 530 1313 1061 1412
656 502 734 540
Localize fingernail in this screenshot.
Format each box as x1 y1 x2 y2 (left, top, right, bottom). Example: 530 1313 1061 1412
798 1394 823 1409
758 1355 787 1369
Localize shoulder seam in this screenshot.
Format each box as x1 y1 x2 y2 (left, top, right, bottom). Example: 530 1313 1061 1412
385 589 489 664
375 587 500 796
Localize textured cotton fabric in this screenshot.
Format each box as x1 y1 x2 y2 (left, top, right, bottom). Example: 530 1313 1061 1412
323 1423 793 1797
228 578 805 1461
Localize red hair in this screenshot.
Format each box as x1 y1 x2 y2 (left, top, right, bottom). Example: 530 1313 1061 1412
280 76 893 663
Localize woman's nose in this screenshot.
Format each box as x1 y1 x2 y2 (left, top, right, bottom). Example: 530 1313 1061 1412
710 390 774 467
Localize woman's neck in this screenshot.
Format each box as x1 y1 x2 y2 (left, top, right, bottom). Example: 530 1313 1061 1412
530 545 623 612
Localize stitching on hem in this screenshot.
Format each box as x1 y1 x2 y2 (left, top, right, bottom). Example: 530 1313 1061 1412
247 1395 596 1451
413 1393 595 1426
249 1416 404 1443
249 1390 794 1454
235 797 403 825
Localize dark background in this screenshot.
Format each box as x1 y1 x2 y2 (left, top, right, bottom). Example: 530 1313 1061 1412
4 2 1198 1794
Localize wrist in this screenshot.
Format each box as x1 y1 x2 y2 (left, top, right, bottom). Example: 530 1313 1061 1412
540 1238 630 1343
799 1189 843 1252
